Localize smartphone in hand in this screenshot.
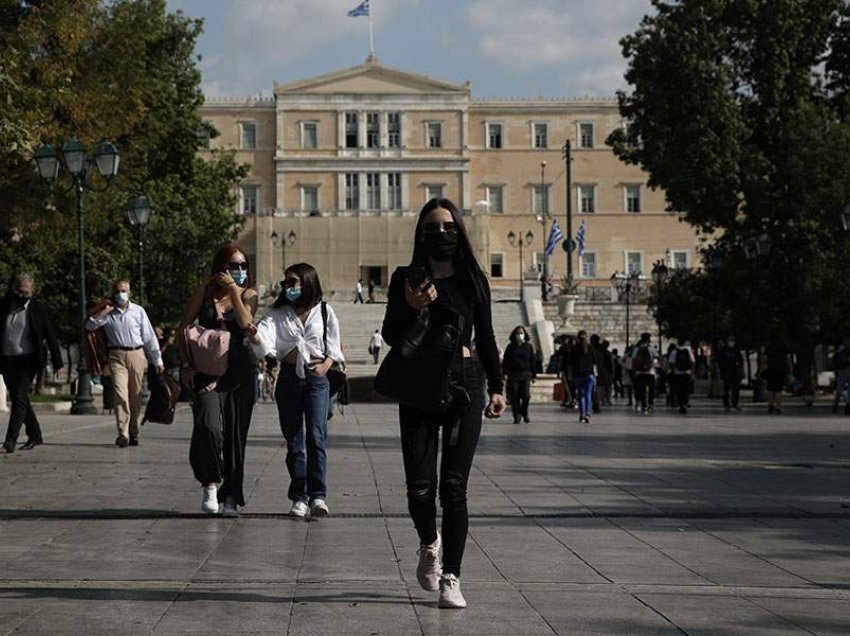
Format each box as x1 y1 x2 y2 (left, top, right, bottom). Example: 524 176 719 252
406 266 428 289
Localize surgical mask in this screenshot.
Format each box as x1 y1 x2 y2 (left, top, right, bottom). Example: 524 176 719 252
514 333 525 344
114 292 129 305
422 231 459 261
229 269 248 286
285 286 302 302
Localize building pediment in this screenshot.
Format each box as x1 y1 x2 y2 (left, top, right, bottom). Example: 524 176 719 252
274 58 469 96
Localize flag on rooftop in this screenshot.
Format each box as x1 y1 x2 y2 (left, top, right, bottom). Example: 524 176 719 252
576 220 586 256
348 0 370 17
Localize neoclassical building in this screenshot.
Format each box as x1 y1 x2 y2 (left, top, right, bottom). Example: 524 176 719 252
199 57 700 294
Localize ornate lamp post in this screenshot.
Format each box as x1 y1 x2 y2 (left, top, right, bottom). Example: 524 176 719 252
34 139 120 415
611 271 641 349
651 259 669 350
507 229 534 302
270 229 297 277
744 233 771 402
536 160 549 300
127 195 151 305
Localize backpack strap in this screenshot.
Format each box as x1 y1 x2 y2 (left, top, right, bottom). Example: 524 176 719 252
320 301 328 357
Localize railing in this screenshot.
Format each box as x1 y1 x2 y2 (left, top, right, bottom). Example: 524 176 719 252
255 207 477 218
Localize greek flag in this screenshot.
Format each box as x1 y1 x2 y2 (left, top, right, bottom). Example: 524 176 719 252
545 219 564 256
347 0 370 17
576 220 586 256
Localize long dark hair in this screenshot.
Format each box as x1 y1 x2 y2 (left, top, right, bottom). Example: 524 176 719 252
409 198 488 304
210 242 254 289
272 262 323 309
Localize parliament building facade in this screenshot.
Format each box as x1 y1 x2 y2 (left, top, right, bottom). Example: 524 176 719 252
199 58 700 295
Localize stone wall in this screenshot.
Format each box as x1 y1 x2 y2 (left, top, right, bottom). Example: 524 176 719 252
544 299 657 350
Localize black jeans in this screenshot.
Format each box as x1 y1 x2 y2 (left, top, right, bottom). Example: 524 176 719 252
634 373 655 410
3 353 41 445
507 374 531 421
722 376 741 408
399 359 481 577
672 373 691 409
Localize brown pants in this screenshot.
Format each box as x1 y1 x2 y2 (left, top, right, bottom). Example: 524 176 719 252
108 349 146 439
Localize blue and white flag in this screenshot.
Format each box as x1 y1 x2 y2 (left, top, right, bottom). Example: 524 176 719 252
347 0 370 17
576 220 586 256
545 219 564 256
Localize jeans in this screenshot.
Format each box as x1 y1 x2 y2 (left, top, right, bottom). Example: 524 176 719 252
575 373 596 417
399 359 482 577
722 375 741 408
635 373 655 410
507 374 531 421
275 363 330 503
672 373 691 409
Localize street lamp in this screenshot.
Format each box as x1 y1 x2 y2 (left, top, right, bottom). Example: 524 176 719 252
651 259 669 350
270 229 297 277
537 160 550 300
611 271 641 348
34 138 120 415
507 229 534 302
744 233 772 402
127 194 151 305
703 246 723 397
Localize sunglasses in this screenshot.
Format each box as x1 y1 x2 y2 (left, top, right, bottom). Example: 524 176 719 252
228 262 249 270
422 221 459 234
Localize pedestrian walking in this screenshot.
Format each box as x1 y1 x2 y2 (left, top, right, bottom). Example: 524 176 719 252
251 262 344 519
354 278 364 304
717 335 744 412
381 197 505 609
367 279 376 303
86 279 163 448
503 326 536 424
179 243 258 517
764 333 791 414
832 340 849 413
630 333 657 414
556 336 575 408
369 329 383 364
612 348 624 399
668 338 696 414
572 330 597 423
1 274 63 453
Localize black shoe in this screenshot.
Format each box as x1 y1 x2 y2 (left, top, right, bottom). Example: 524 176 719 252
678 406 687 414
116 435 129 448
129 437 139 447
523 416 530 423
513 417 521 424
21 438 43 450
3 440 15 453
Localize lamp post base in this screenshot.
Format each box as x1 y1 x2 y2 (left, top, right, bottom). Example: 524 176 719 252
70 371 98 415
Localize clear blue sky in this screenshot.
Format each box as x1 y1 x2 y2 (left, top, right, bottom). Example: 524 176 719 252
166 0 654 99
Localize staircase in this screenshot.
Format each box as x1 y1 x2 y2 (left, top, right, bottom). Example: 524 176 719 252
330 301 389 365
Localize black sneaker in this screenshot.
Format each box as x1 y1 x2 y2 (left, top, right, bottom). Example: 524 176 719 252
129 437 139 447
3 440 15 454
116 435 129 448
21 438 43 450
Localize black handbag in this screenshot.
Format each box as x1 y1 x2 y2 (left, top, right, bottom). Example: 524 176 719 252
320 302 348 401
374 308 467 414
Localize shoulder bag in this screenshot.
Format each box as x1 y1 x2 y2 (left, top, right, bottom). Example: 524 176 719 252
182 292 231 377
321 301 348 401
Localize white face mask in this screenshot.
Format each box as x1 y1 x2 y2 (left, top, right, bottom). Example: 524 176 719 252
114 291 129 305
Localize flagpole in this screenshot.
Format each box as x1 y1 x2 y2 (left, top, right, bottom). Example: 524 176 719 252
368 1 374 57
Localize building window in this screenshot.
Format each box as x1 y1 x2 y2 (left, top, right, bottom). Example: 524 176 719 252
366 173 380 209
366 112 379 148
579 122 594 149
240 122 256 150
302 185 318 213
670 250 689 269
388 112 401 148
626 251 643 276
240 185 258 215
580 252 596 278
426 184 443 201
533 123 548 149
626 185 641 213
198 126 211 149
345 112 358 148
388 173 402 209
486 185 504 213
427 122 442 148
490 253 504 278
533 185 549 216
579 185 596 214
345 173 359 210
486 122 502 149
302 122 318 149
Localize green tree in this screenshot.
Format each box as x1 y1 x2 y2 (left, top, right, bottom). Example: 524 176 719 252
609 0 850 391
0 0 247 347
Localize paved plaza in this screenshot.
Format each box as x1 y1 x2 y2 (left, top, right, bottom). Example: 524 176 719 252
1 396 849 635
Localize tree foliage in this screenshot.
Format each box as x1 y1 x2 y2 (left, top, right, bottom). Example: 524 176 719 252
610 0 850 384
0 0 247 343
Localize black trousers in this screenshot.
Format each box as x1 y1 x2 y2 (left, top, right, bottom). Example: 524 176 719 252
722 376 741 408
189 379 255 506
634 373 655 410
672 373 691 409
507 374 531 421
3 353 41 445
399 359 481 577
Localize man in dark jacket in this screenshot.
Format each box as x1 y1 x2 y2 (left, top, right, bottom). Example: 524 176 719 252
503 326 536 423
1 274 63 452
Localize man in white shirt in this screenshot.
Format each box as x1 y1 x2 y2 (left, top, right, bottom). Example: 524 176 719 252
369 329 383 364
86 279 163 447
630 332 658 414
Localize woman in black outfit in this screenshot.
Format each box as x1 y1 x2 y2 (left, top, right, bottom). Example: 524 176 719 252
382 198 506 609
502 325 536 424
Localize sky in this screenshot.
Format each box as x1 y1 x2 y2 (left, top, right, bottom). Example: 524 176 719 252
165 0 655 99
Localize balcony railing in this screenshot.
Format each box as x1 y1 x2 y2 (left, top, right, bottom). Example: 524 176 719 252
255 207 475 218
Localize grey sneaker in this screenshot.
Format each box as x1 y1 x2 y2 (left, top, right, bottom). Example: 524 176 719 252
416 533 442 591
438 573 466 608
222 495 239 518
289 501 309 517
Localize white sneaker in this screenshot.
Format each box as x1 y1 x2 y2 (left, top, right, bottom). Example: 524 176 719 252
438 573 466 609
222 495 239 518
202 485 219 515
289 501 309 517
416 533 442 591
310 499 329 517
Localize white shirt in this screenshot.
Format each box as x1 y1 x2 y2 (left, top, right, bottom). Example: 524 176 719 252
369 333 383 350
253 302 344 379
85 302 163 367
2 299 33 356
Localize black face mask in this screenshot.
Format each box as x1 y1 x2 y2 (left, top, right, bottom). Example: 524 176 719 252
422 232 459 261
